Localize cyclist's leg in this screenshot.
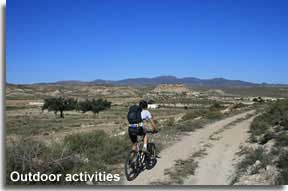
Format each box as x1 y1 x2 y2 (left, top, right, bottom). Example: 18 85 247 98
143 134 148 146
128 127 138 151
141 126 148 151
132 143 137 151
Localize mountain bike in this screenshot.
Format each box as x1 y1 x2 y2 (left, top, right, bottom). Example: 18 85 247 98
124 130 159 181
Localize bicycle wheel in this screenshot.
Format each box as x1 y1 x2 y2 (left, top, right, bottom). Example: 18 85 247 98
124 151 139 181
146 143 157 170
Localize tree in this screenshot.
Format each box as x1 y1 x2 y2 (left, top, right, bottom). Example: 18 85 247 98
210 102 223 111
42 97 59 116
42 97 111 118
42 97 77 118
77 98 111 116
90 98 111 116
77 99 92 113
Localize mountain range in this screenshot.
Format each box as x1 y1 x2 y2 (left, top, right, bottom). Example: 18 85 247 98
30 76 287 87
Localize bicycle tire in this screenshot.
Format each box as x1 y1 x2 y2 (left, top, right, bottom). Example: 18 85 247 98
124 151 139 181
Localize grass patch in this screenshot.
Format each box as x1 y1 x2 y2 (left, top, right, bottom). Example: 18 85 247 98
181 110 204 121
163 158 198 184
176 120 205 132
64 130 130 167
6 105 31 110
162 148 207 185
204 110 224 120
6 130 130 185
6 139 75 184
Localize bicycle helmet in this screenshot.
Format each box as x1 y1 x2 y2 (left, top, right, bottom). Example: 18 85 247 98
139 100 148 109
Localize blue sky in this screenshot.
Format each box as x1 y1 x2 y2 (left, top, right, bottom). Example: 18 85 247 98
7 0 288 84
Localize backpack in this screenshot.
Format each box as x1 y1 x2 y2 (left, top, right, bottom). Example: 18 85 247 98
127 105 143 124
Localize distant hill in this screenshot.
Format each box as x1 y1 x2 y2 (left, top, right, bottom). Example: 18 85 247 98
113 76 258 87
22 75 287 87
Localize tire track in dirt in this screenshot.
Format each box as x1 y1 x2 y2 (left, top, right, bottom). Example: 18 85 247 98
184 115 255 185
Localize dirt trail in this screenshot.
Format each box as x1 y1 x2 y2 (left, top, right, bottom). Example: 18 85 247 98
124 110 255 185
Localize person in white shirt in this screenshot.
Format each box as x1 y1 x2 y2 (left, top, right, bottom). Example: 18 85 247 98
128 100 157 153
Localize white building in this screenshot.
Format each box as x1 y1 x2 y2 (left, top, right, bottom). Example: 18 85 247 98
148 104 160 109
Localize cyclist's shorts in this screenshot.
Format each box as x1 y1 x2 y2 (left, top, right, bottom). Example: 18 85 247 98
128 126 146 143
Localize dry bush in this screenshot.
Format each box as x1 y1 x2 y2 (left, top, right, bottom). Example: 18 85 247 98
6 139 78 184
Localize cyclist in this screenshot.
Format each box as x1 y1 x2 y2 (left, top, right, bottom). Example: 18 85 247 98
127 100 157 153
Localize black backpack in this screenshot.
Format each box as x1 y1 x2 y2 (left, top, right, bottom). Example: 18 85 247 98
127 105 143 124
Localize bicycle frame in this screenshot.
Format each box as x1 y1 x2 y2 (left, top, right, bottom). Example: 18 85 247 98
135 130 156 152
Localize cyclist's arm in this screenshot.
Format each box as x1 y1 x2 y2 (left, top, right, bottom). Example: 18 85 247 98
143 110 157 131
149 119 157 131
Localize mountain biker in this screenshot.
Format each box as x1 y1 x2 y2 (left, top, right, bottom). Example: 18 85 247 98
127 100 157 153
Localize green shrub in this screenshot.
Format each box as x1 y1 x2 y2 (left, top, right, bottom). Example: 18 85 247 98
64 130 130 165
275 133 288 147
176 120 204 132
160 117 176 133
204 111 224 120
249 99 288 141
276 151 288 184
165 118 175 127
242 99 288 184
249 117 270 138
64 130 106 154
209 102 224 111
182 110 204 121
232 103 246 109
236 147 271 174
262 99 288 126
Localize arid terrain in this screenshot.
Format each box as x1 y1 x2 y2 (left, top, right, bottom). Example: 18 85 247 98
5 83 288 185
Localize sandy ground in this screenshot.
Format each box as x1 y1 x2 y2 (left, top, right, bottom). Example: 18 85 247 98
124 110 255 185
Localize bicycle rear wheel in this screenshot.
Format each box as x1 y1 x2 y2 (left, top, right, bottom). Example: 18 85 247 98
124 151 139 181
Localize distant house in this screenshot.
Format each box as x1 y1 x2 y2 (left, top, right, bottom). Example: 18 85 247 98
28 102 44 106
148 104 160 109
189 91 201 97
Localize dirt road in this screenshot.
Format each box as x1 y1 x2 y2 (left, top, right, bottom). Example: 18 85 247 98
124 110 255 185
